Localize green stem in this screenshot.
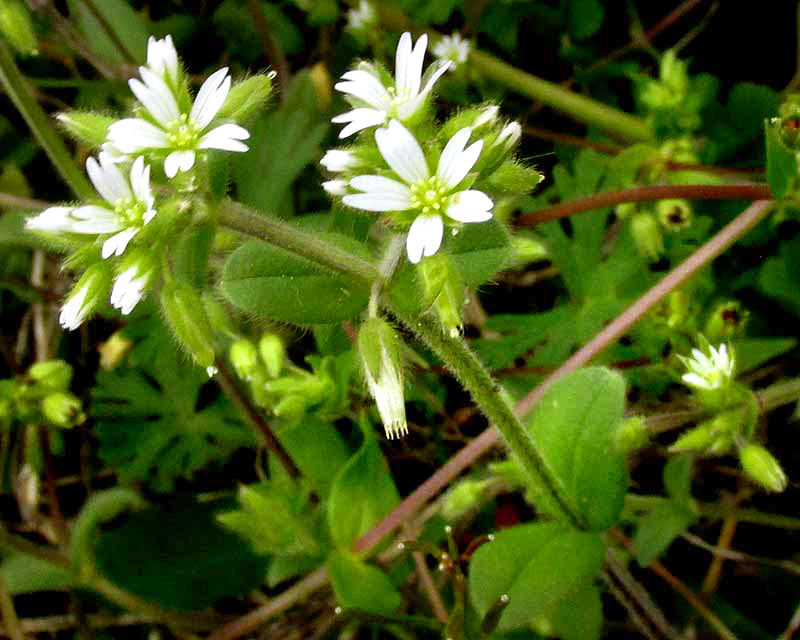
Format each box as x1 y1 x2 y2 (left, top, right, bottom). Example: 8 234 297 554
0 574 25 640
217 199 377 283
387 306 582 529
468 50 653 143
0 42 92 199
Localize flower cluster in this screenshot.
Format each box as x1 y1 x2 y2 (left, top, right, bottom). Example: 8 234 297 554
322 32 532 265
27 35 261 330
679 342 735 391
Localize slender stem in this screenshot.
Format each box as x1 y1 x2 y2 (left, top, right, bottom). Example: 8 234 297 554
0 42 92 199
698 504 800 529
214 359 301 478
217 199 377 284
0 574 25 640
206 567 329 640
468 50 653 143
0 526 70 568
516 184 771 227
682 532 800 577
386 309 581 527
643 0 706 41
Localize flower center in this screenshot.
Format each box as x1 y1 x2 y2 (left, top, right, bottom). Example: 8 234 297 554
114 197 148 226
409 176 449 214
387 86 412 110
165 113 199 150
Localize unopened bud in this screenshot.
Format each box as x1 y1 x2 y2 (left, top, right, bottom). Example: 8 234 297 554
419 255 465 338
357 317 407 439
215 74 273 125
258 334 284 379
42 391 84 428
615 416 649 454
0 0 37 56
739 444 787 492
656 199 692 231
705 301 748 341
59 264 111 331
670 423 716 454
28 360 72 390
230 339 260 381
631 212 663 262
56 112 115 148
442 478 489 521
160 281 216 369
494 121 521 153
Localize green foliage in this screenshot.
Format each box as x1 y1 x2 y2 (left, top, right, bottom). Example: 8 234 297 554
92 321 257 491
0 555 74 594
328 550 403 615
95 499 269 611
222 239 371 324
327 427 399 548
468 522 605 631
66 0 148 65
525 367 629 531
765 119 798 198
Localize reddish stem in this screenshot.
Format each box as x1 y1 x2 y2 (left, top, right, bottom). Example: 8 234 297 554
516 184 771 227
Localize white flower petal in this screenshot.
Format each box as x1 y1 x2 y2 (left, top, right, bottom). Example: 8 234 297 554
436 128 482 188
343 189 412 212
398 59 452 119
59 285 90 331
86 156 131 205
336 70 391 109
70 205 123 234
396 33 426 97
107 118 169 153
164 150 196 178
445 190 494 222
322 179 348 195
111 266 147 315
190 67 231 129
147 35 178 82
26 207 76 232
128 157 152 206
321 149 356 172
406 214 443 263
350 175 412 201
682 373 714 390
197 123 250 151
332 108 387 138
394 32 413 95
102 228 138 259
375 120 428 185
130 69 180 125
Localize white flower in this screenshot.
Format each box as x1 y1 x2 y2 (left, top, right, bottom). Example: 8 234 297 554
342 119 493 263
110 262 153 315
432 32 470 68
107 66 250 178
145 35 179 85
320 149 358 172
59 283 91 331
332 32 452 138
26 156 156 259
680 343 735 391
346 0 377 33
322 179 348 195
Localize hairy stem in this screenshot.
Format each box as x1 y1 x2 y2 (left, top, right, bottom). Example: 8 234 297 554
217 199 377 283
0 42 93 199
517 184 771 227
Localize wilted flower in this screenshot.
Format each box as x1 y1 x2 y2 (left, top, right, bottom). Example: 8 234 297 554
342 119 493 263
332 32 451 138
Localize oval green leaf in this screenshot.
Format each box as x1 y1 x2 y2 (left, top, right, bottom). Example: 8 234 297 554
328 550 402 616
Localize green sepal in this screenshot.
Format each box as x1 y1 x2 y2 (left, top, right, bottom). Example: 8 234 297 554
56 111 116 148
216 74 274 125
160 281 216 368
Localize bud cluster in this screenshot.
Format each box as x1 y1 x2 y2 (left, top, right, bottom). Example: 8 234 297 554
0 360 85 432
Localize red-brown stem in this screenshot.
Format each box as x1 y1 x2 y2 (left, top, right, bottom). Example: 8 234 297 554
643 0 707 41
516 184 771 227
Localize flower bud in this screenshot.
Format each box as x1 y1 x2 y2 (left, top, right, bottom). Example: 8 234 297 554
419 255 465 338
615 416 650 454
442 478 489 521
258 334 284 379
60 264 111 331
160 281 216 369
215 74 273 125
56 111 115 148
615 202 637 220
320 149 359 173
739 444 787 492
28 360 72 391
357 317 407 439
630 212 664 262
704 301 748 341
230 339 260 381
42 391 84 428
493 121 522 154
0 0 37 56
669 422 716 454
322 179 347 196
656 199 692 231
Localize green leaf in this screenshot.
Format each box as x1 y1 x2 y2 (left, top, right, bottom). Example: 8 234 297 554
67 0 147 65
734 337 797 374
525 367 629 531
327 431 399 548
449 217 513 286
663 454 693 503
95 499 269 611
92 319 257 491
765 119 798 198
468 522 605 630
549 584 603 640
328 550 402 615
222 240 370 324
728 83 780 142
568 0 604 40
632 501 696 566
232 72 327 217
0 555 74 594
